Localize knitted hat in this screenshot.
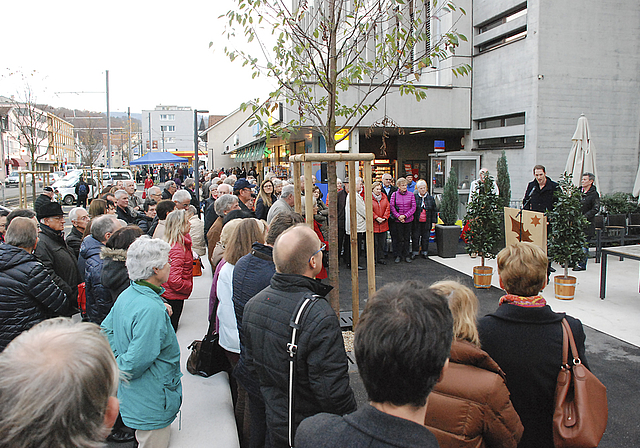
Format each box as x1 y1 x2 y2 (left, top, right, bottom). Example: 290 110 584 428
38 202 64 220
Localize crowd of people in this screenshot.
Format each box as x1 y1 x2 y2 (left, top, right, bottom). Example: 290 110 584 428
0 165 592 448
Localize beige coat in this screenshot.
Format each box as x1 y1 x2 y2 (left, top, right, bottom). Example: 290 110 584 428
189 216 206 257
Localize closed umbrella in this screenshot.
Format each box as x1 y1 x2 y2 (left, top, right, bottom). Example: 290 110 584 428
564 114 600 192
633 162 640 197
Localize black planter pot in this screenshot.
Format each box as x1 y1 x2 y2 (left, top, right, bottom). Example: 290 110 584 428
435 224 461 258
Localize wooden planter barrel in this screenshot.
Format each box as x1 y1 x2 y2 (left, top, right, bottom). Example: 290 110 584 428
554 275 577 300
473 266 493 289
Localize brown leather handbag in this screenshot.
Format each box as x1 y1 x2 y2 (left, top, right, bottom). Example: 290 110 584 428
553 319 608 448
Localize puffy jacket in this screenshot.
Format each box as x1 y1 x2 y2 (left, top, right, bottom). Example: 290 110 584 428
137 215 153 234
414 192 437 224
233 243 276 396
101 282 182 430
34 224 79 304
80 236 113 324
0 244 69 351
162 234 193 301
345 192 366 234
243 273 356 448
101 247 130 302
217 262 239 353
425 339 523 448
189 215 206 257
390 189 416 223
372 194 390 233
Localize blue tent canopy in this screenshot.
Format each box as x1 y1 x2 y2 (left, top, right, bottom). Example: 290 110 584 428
129 151 189 165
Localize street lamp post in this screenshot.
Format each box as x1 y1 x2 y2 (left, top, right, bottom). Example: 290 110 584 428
194 109 208 217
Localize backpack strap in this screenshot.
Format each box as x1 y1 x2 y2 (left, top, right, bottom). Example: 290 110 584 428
287 293 320 447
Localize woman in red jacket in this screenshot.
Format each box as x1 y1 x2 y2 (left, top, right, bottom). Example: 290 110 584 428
162 209 193 332
371 181 390 265
425 280 523 448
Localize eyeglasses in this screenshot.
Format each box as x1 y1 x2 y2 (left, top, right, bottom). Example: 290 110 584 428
309 243 326 263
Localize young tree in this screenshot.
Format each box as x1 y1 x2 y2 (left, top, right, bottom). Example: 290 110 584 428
220 0 470 310
548 173 588 278
76 115 105 167
440 167 459 225
6 85 50 205
496 150 511 208
464 174 502 266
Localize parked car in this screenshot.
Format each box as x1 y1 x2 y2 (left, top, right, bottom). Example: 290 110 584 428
102 169 134 186
53 175 99 205
5 172 33 187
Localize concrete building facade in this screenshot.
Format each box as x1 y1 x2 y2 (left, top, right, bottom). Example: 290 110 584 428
142 105 194 156
469 0 640 197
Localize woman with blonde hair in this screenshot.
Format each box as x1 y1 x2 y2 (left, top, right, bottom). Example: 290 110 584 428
255 179 277 221
161 209 193 332
425 280 523 448
214 218 268 447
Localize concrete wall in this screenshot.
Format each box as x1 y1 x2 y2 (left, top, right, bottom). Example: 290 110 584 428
536 0 640 194
142 107 193 153
205 108 253 170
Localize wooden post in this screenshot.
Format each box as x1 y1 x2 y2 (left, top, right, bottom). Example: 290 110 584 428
364 161 376 298
348 161 359 326
304 161 314 229
292 161 301 214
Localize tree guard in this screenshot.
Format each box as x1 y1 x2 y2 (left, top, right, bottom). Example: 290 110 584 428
290 153 375 327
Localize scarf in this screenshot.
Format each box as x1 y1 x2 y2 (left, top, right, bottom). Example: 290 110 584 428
373 193 382 202
499 294 547 308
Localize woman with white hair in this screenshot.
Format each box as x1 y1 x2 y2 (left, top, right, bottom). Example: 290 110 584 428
162 209 194 332
101 237 182 448
412 179 437 259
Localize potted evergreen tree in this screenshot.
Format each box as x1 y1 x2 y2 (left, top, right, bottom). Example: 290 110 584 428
435 167 460 258
465 174 503 288
496 150 511 208
548 173 588 300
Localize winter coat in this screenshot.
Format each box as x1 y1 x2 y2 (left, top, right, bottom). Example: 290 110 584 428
203 197 218 236
478 304 587 448
233 243 276 396
524 177 559 214
161 234 193 301
266 198 294 224
207 217 224 267
345 192 366 234
337 189 348 228
580 185 600 239
296 404 440 448
152 219 166 240
255 194 277 221
116 205 136 225
101 247 130 302
34 224 79 304
101 282 182 430
0 244 69 351
243 273 356 448
390 189 416 223
137 215 153 235
314 198 329 229
217 261 239 353
80 235 113 324
414 192 437 225
425 339 523 448
372 194 390 233
189 215 206 257
66 225 84 260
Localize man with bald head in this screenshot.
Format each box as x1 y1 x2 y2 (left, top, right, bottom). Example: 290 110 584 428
242 225 356 448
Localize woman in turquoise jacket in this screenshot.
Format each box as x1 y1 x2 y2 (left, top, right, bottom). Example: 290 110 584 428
102 236 182 448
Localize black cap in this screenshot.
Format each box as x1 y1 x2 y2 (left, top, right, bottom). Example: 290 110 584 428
38 201 64 220
234 178 257 191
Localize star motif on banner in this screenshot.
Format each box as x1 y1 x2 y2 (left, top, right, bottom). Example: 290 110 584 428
531 215 541 227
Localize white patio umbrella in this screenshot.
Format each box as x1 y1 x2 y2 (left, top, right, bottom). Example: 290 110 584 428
633 159 640 197
565 114 600 192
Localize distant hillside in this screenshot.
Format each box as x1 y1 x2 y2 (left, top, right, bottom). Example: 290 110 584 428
48 106 142 127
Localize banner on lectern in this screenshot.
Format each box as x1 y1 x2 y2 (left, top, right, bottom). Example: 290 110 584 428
504 207 547 254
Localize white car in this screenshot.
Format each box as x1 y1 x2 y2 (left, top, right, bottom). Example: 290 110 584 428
53 175 98 205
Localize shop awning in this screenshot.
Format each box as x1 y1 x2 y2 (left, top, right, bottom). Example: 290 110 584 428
4 158 26 168
234 141 267 162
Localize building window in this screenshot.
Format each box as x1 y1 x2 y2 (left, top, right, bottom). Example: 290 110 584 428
477 136 525 149
476 4 527 53
478 30 527 53
477 113 525 130
160 114 175 120
478 6 527 34
160 125 175 132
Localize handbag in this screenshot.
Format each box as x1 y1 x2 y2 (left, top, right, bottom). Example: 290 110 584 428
186 301 230 377
553 319 608 448
193 257 203 277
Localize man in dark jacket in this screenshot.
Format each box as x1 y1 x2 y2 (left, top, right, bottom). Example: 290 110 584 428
243 225 356 448
79 215 121 324
35 202 79 306
114 190 136 224
75 177 89 208
234 178 257 217
574 172 600 271
0 217 69 351
233 212 304 448
66 207 89 259
161 180 177 199
295 281 452 448
523 165 559 214
34 186 54 217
